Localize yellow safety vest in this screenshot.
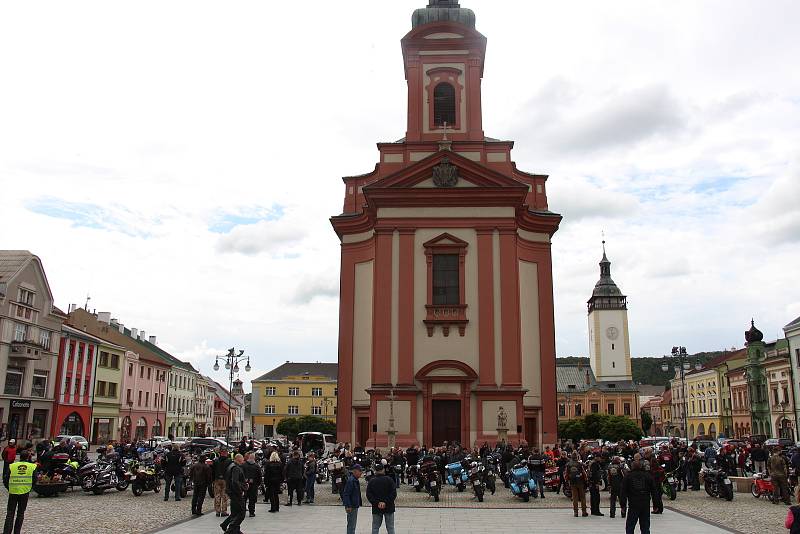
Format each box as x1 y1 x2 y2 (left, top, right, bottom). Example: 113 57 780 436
8 462 37 495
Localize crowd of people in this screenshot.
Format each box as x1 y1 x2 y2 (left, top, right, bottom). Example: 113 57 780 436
3 434 800 534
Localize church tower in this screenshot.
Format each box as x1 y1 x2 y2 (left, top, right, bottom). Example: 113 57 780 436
587 242 632 381
332 0 561 449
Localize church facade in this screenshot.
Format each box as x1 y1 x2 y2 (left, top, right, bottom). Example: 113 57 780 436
331 0 561 448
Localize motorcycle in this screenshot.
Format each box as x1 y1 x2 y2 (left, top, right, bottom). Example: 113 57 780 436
661 465 678 501
702 461 734 501
82 460 129 495
131 461 162 496
544 466 561 493
509 461 536 502
445 461 468 492
419 461 441 502
482 458 497 495
751 472 776 502
406 464 419 489
468 462 487 502
328 460 346 495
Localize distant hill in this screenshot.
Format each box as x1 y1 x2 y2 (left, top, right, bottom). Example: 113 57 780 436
557 352 724 387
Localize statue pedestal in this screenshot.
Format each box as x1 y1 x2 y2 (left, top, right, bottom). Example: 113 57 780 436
496 427 508 443
387 429 397 449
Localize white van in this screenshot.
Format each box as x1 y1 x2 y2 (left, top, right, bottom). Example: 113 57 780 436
298 432 336 457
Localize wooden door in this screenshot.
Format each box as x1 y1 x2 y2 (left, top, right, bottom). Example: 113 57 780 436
357 417 369 448
525 417 538 448
432 400 461 446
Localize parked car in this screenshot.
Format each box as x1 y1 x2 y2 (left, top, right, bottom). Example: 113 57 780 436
54 435 89 449
187 437 229 453
764 438 794 450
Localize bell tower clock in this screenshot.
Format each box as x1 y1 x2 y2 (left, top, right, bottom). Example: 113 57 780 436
587 242 632 382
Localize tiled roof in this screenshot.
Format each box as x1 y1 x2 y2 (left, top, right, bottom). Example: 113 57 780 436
660 388 672 404
785 315 800 331
637 385 666 397
0 250 33 282
556 364 638 393
253 362 338 382
685 348 747 376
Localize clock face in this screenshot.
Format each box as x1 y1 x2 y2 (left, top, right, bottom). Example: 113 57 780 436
606 326 619 341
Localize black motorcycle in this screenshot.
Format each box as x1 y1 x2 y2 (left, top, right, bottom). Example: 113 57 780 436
82 460 129 495
468 462 487 502
702 461 733 501
419 461 441 502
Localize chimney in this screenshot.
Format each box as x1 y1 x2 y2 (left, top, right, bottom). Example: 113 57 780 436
148 336 157 345
97 312 111 324
131 328 138 339
110 318 118 326
139 330 146 341
68 303 77 313
585 369 591 385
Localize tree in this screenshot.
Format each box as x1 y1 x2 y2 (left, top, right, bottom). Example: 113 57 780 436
600 415 643 442
276 416 335 439
558 419 586 442
583 413 606 438
640 410 653 436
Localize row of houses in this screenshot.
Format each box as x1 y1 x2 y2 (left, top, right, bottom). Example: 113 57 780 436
0 250 244 444
641 318 800 441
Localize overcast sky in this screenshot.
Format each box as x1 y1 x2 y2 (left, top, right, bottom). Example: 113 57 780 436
2 0 799 390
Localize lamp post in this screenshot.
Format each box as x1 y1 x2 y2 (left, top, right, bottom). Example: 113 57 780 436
124 400 133 442
386 389 397 449
213 347 251 444
662 346 701 439
320 397 335 419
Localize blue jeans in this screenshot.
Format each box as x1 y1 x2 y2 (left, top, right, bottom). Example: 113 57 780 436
625 506 650 534
305 473 315 502
165 475 183 501
372 512 395 534
346 508 358 534
532 472 545 497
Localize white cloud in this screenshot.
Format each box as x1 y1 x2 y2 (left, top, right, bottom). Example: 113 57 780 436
1 0 799 375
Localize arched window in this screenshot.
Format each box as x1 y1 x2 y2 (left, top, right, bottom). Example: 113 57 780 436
433 83 456 127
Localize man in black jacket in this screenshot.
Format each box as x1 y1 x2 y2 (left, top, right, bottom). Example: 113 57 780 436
190 457 213 515
588 455 604 516
162 445 186 502
284 450 304 506
622 461 657 534
242 452 262 517
366 464 397 534
221 454 247 534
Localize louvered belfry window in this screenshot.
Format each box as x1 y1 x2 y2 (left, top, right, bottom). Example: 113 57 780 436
433 83 456 127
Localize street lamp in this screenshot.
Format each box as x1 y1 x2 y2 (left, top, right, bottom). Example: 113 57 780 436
213 347 251 444
125 400 134 442
662 346 701 439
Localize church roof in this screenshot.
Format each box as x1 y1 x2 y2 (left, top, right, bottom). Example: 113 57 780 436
412 1 476 29
556 364 638 393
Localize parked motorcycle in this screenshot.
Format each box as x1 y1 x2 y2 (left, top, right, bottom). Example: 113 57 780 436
661 465 678 501
468 462 487 502
446 461 468 492
328 460 346 495
82 460 129 495
419 461 441 502
509 461 536 502
544 466 561 493
131 461 162 496
406 464 419 488
750 472 777 502
702 462 734 501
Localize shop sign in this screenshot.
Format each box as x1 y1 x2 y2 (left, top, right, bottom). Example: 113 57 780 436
97 418 110 423
10 400 31 409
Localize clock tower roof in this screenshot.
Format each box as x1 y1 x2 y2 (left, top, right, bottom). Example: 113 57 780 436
412 0 476 29
587 241 627 312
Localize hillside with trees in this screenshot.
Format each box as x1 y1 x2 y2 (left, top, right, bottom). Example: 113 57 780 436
557 352 724 387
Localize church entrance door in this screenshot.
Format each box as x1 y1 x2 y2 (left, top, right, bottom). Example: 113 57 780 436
431 400 461 445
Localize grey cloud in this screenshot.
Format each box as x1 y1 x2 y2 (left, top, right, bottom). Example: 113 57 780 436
216 219 306 255
290 277 339 305
549 179 639 222
514 81 687 155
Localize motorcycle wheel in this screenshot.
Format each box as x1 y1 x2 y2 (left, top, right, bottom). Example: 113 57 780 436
704 482 714 497
522 493 530 502
81 476 95 491
116 481 129 491
750 483 760 499
457 484 465 492
667 485 677 501
181 486 188 498
415 486 421 492
132 485 143 497
154 483 161 493
723 485 734 501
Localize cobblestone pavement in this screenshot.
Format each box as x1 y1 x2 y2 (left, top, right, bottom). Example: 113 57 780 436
0 479 789 534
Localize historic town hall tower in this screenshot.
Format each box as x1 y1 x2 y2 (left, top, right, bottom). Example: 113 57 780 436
331 0 561 448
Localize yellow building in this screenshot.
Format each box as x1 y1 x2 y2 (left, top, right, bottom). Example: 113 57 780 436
250 362 337 439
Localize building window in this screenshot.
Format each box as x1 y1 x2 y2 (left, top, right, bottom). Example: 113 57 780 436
774 389 780 406
288 387 300 396
266 387 276 396
784 387 790 404
13 323 27 342
265 405 275 415
607 403 615 415
311 387 323 397
433 82 456 127
138 390 142 406
4 368 23 396
31 372 48 397
140 367 144 378
110 354 120 369
108 382 117 398
288 405 299 415
128 363 133 376
147 367 151 380
99 352 109 367
558 404 566 417
145 392 149 406
590 403 599 414
39 330 51 351
575 403 582 417
623 403 631 416
432 254 459 305
97 381 107 397
312 406 322 416
18 288 35 305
